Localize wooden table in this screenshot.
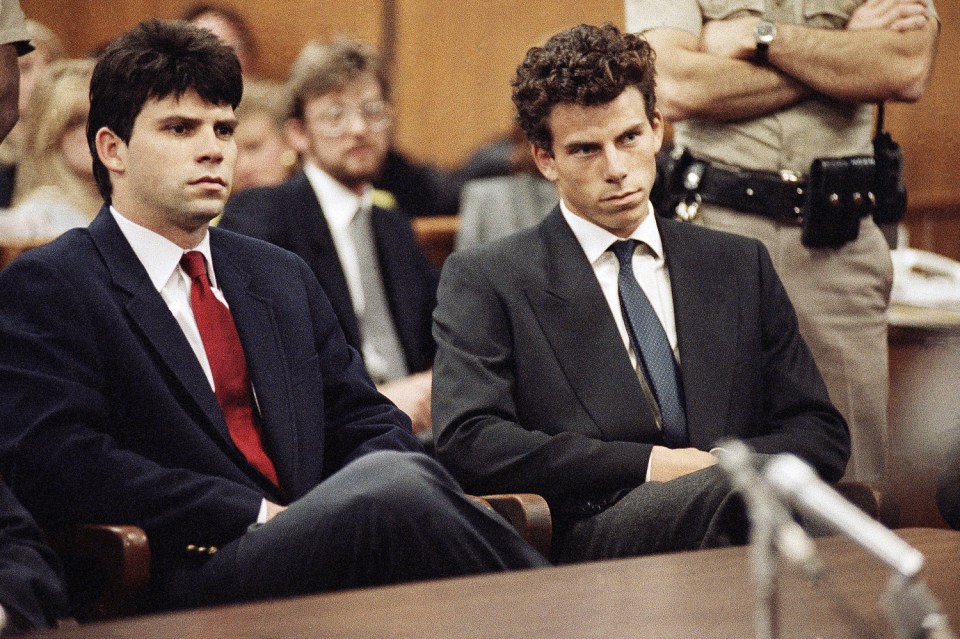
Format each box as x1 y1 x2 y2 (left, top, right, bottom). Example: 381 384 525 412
38 528 960 639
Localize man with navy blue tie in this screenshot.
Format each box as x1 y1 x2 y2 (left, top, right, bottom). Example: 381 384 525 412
0 19 544 612
432 23 850 563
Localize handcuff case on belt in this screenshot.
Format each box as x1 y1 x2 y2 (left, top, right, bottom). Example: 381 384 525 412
801 155 875 248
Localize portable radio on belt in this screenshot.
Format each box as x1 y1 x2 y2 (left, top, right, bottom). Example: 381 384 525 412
872 102 908 226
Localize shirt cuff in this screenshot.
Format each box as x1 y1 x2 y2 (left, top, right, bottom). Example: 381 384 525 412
257 498 269 524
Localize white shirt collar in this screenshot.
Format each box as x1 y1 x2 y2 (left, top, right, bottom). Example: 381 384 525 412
559 199 663 265
109 206 216 291
302 162 374 230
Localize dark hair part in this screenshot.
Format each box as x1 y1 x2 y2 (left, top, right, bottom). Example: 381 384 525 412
286 38 390 121
87 19 243 201
512 23 657 154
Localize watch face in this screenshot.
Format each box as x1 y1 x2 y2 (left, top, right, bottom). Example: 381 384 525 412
756 20 776 44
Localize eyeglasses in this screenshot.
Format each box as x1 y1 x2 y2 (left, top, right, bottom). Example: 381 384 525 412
309 100 392 137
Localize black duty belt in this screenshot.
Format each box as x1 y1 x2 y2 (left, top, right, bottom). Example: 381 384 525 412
686 160 807 224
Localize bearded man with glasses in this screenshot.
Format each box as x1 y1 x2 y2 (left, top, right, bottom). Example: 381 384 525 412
222 38 437 438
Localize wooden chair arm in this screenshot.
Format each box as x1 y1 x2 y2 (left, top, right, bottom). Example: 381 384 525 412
46 524 150 620
470 493 552 558
835 480 898 528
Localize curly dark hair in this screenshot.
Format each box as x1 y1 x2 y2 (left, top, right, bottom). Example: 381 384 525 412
512 23 657 153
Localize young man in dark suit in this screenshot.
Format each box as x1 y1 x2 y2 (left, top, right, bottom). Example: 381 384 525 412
432 23 850 563
0 19 544 612
220 39 436 436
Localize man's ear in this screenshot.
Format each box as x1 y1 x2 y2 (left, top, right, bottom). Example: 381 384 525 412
95 127 126 176
651 108 665 154
285 118 311 155
531 143 558 183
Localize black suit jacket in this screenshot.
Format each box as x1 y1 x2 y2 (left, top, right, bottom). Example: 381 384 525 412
433 209 849 517
220 172 439 374
0 207 420 567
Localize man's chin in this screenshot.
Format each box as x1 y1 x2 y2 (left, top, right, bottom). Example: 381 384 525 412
335 170 380 192
187 204 226 225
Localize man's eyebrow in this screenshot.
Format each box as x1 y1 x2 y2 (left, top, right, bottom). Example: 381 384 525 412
155 115 200 126
562 139 599 151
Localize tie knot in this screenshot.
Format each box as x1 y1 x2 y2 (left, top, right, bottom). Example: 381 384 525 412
180 251 208 280
609 240 637 266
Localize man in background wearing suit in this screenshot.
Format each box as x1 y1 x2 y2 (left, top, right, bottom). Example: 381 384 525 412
0 19 545 612
221 38 436 436
432 23 850 563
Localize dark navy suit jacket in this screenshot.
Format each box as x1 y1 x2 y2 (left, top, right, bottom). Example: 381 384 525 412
220 172 439 374
0 207 420 566
433 209 850 518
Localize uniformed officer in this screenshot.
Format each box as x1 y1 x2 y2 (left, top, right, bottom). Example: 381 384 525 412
627 0 940 483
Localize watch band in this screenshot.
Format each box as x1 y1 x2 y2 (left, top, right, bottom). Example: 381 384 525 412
754 19 777 65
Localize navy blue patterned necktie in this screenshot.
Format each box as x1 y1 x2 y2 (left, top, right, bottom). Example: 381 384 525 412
609 240 688 447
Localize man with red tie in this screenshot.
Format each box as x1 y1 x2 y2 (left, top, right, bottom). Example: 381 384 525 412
0 19 544 612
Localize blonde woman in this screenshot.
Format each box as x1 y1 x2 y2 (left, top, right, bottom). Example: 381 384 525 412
232 78 297 194
0 59 99 243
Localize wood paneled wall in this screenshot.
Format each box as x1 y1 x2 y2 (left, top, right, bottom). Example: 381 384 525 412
18 0 960 235
20 1 384 77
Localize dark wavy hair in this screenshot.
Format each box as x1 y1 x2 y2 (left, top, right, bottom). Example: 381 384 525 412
87 19 243 202
512 23 657 154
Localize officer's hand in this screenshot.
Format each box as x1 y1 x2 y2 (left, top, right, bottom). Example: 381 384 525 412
848 0 929 32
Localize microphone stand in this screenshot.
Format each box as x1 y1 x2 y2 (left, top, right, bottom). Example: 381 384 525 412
763 452 958 639
886 574 957 639
718 441 823 639
745 486 781 639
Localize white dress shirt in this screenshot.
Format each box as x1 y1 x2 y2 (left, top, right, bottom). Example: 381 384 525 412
302 162 371 315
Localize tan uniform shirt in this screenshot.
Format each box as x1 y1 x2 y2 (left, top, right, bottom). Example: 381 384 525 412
0 0 30 51
626 0 938 174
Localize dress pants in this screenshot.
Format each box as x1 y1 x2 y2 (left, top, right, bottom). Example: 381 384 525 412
151 451 548 609
552 465 747 563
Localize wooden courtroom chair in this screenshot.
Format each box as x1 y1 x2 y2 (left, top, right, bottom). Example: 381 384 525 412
47 493 551 621
46 524 150 621
836 480 896 528
412 215 458 269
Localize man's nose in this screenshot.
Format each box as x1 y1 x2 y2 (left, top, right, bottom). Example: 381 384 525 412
602 147 628 182
197 127 226 162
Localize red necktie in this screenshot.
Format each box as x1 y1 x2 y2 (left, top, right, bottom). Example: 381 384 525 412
180 251 280 487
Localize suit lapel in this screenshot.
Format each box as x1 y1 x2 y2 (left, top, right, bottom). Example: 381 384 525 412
87 208 231 448
525 210 662 442
294 176 361 347
212 232 297 492
659 218 737 448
